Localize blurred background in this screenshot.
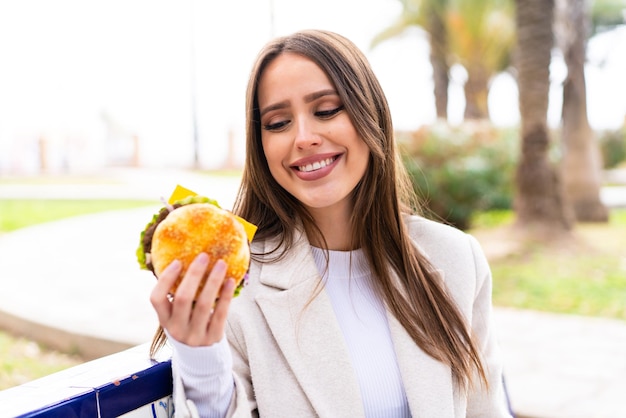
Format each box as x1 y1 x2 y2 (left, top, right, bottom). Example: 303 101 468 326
1 1 626 417
1 0 624 174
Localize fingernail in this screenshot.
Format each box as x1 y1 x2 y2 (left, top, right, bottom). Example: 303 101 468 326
196 252 209 264
224 278 235 292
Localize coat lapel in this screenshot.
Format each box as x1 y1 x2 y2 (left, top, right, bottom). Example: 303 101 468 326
387 287 457 417
254 232 365 418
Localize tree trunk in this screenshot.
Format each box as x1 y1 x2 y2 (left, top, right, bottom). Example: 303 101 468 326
514 0 573 232
556 0 609 222
427 7 449 120
463 63 490 120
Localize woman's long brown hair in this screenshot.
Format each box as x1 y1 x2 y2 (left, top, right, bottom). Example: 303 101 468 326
232 29 487 391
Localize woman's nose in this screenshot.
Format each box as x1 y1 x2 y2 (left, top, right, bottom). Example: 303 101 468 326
294 118 321 149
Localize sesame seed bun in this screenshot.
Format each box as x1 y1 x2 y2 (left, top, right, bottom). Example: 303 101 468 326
144 201 250 296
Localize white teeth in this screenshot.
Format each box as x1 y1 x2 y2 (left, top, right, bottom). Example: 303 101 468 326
298 157 335 172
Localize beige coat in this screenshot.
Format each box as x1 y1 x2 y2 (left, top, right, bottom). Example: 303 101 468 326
174 216 513 417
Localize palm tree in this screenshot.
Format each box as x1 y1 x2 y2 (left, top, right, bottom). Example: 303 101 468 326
373 0 516 121
554 0 618 222
372 0 450 120
446 0 516 119
513 0 573 232
427 3 450 119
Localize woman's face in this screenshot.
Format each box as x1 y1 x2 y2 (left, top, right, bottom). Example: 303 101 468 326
257 53 370 218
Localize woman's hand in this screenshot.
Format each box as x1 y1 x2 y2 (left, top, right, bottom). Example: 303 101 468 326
150 252 236 347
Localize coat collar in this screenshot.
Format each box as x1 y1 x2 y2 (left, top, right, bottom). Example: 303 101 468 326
253 227 315 291
252 229 456 417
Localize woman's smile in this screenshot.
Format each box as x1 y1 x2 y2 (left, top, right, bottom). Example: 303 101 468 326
291 153 342 181
294 154 338 173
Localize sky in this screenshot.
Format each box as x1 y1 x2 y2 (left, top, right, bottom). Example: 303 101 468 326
0 0 624 173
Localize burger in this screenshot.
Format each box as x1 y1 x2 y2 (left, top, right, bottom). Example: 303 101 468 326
136 195 251 297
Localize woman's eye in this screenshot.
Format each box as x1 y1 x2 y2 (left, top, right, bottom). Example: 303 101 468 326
263 120 289 132
316 106 344 119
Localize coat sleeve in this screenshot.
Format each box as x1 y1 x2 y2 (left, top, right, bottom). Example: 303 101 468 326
168 335 234 418
169 333 258 418
465 234 514 418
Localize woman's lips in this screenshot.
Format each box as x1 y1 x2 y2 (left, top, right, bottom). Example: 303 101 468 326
291 154 341 181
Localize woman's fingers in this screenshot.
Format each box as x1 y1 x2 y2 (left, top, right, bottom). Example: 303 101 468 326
190 260 233 345
207 278 236 343
150 259 182 324
150 252 236 347
169 252 210 326
188 260 225 329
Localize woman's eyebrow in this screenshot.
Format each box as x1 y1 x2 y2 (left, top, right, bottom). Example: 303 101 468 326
260 100 288 117
259 89 338 117
303 89 338 103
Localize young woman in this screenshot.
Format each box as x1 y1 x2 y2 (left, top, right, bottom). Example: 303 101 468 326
151 29 513 418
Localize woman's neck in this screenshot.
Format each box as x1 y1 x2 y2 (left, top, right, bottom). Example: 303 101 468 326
306 204 354 251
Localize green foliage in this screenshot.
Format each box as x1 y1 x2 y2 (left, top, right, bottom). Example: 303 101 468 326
598 127 626 169
446 0 516 72
400 122 517 229
590 0 626 34
470 209 515 229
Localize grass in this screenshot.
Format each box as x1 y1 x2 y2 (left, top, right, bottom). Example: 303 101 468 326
0 198 156 390
471 209 626 321
0 199 157 232
0 333 82 390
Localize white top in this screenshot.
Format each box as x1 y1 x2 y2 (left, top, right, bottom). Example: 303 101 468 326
169 247 410 418
310 246 410 418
